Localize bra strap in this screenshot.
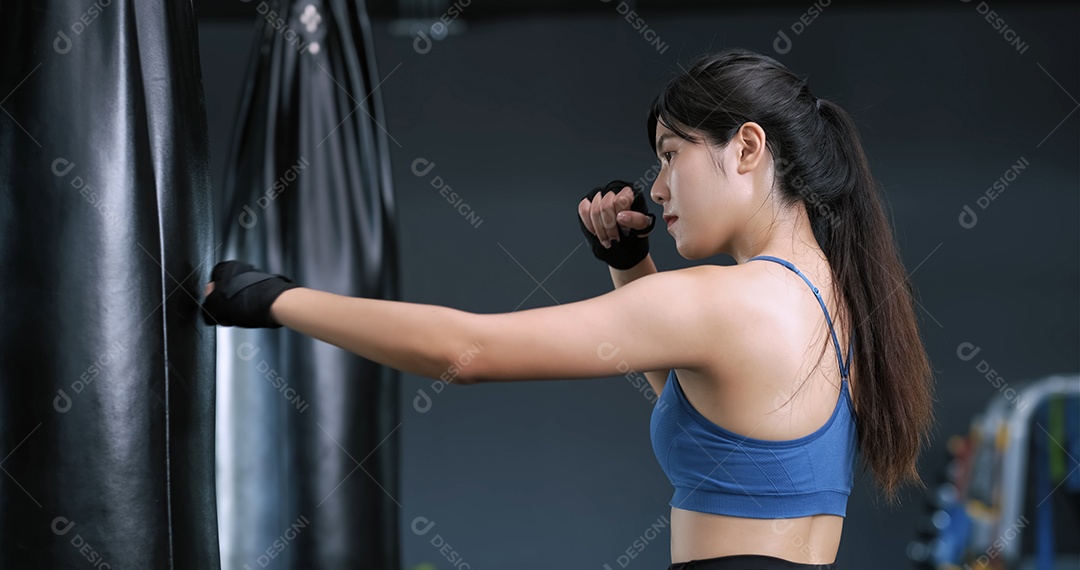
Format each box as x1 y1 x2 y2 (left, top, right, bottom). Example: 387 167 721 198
747 255 853 380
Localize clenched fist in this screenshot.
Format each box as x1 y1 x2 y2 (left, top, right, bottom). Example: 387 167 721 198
577 180 656 270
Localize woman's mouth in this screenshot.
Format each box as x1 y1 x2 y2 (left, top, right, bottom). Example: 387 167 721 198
664 215 678 229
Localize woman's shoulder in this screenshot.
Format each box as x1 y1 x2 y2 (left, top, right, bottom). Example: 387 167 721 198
657 264 774 342
667 262 819 352
667 262 776 309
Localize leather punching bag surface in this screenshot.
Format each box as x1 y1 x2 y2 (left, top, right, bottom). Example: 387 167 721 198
0 1 219 568
214 0 401 568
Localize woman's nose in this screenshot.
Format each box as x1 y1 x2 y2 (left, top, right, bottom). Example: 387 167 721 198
649 179 667 204
650 186 665 204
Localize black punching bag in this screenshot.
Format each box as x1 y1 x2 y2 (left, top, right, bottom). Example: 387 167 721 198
215 0 401 567
0 1 219 568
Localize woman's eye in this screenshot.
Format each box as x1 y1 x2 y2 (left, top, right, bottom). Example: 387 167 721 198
662 151 674 163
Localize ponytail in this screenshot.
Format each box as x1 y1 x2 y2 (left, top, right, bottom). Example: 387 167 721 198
815 97 936 505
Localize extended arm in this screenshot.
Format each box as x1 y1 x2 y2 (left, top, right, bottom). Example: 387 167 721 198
270 287 470 381
268 264 720 385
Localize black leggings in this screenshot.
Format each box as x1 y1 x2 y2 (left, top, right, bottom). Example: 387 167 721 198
668 554 837 569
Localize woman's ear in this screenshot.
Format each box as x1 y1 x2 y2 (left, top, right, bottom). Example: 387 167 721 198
734 121 767 175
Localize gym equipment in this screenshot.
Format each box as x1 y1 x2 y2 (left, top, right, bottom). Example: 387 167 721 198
908 374 1080 569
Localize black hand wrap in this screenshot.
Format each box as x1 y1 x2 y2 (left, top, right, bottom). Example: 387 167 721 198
578 179 656 270
202 260 300 328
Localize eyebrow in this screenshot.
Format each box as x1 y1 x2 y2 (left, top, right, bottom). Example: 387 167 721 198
655 133 673 156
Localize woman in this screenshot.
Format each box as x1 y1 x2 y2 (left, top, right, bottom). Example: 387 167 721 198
202 48 935 569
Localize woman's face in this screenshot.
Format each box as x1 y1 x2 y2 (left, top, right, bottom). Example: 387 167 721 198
649 119 769 260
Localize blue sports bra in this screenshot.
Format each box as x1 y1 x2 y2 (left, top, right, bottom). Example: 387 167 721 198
649 255 858 518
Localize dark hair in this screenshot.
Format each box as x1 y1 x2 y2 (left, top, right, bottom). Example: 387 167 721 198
646 48 935 506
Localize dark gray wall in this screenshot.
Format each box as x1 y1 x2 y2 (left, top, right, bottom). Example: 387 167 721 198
198 4 1079 569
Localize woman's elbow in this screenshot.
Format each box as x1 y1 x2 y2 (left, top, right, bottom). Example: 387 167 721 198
444 314 489 385
440 341 487 385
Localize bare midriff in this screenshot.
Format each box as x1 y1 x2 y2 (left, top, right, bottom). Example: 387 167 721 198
670 508 842 564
